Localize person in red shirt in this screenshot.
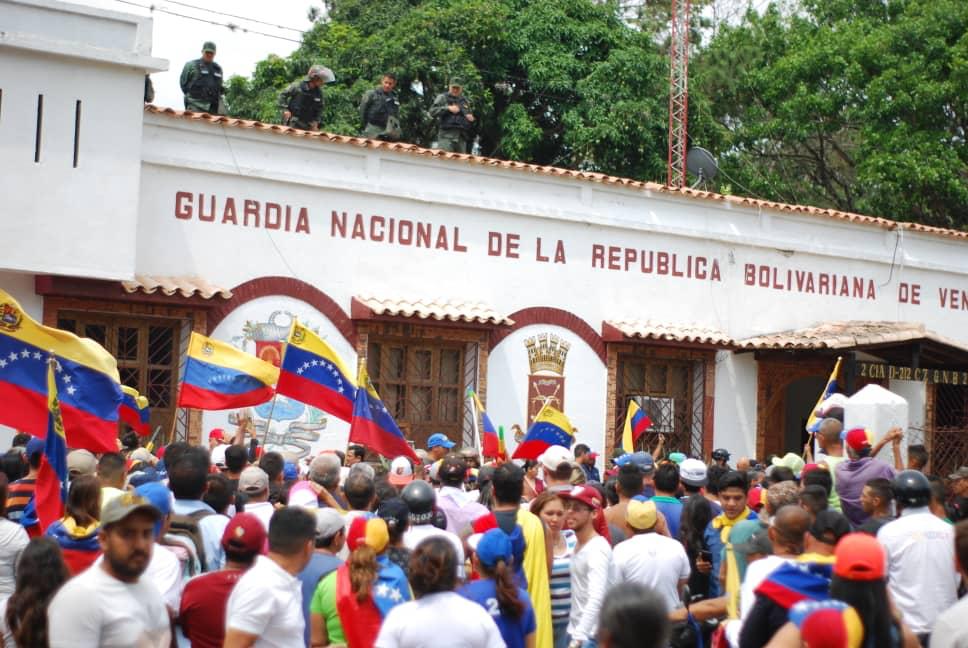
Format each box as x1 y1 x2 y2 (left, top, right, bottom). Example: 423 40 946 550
178 512 265 648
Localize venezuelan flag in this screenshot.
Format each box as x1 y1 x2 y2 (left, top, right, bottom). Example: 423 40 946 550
349 366 418 462
621 400 653 453
276 320 357 422
177 332 279 410
805 357 842 433
0 289 122 453
512 403 574 460
119 385 151 436
469 389 503 459
36 359 68 532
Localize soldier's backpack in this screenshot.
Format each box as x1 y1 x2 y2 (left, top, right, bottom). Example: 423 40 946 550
167 509 213 572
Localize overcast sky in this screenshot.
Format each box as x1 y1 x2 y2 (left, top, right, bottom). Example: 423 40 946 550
77 0 322 109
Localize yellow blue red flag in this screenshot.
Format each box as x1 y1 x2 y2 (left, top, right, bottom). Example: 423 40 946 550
622 400 653 453
806 357 842 433
36 358 68 531
119 385 151 436
0 289 122 453
469 388 504 459
512 402 574 460
276 320 357 422
349 365 418 462
177 332 279 410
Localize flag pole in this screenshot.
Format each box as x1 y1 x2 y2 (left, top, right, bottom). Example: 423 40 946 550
467 390 483 467
260 393 279 448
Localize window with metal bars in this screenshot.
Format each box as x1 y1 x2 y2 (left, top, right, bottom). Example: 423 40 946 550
56 313 180 439
367 339 465 449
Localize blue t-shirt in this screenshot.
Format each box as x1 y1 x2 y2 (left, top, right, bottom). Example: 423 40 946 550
458 578 537 648
297 552 342 645
650 495 684 539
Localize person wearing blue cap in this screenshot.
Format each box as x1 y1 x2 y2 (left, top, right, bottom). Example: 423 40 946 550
427 432 456 461
460 528 537 648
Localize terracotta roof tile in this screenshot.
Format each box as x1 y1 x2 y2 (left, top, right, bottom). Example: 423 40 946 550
121 274 232 300
144 105 968 242
353 295 514 326
736 321 968 352
604 320 734 346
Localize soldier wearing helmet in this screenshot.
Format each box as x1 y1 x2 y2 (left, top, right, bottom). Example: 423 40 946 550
180 41 225 114
278 65 332 130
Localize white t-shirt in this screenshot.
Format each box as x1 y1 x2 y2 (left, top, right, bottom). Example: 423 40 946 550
724 554 793 647
568 534 612 642
931 595 968 648
144 543 184 612
245 500 276 532
878 508 959 634
0 519 28 603
608 532 690 612
224 555 304 648
403 524 466 579
375 591 505 648
47 564 171 648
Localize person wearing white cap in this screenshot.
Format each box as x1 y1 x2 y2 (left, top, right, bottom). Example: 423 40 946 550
387 456 414 489
540 446 577 493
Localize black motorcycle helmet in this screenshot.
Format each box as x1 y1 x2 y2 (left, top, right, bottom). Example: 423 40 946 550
893 469 931 509
401 479 436 524
712 448 731 462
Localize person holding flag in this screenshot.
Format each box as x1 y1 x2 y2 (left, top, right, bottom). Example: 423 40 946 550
621 400 652 454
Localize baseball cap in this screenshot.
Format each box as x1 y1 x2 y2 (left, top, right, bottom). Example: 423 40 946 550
801 463 821 478
747 485 765 511
67 449 97 476
310 453 341 481
679 458 708 487
238 466 269 494
834 533 885 581
771 452 806 477
346 514 389 553
210 445 227 468
947 466 968 480
668 452 686 465
25 437 44 461
615 451 655 475
560 484 603 510
475 528 512 569
733 523 772 556
128 466 161 487
209 428 225 441
448 77 463 87
377 497 410 534
388 456 414 486
222 513 267 554
539 446 576 472
626 499 658 531
440 454 467 482
844 428 872 453
809 510 851 546
790 599 863 648
202 41 217 52
427 433 455 450
135 481 172 516
314 508 345 539
100 491 161 527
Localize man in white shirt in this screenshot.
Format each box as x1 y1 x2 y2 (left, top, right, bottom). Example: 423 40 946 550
561 484 611 648
878 470 959 641
134 481 185 612
48 492 171 647
238 466 275 531
224 506 316 648
609 499 689 612
932 520 968 648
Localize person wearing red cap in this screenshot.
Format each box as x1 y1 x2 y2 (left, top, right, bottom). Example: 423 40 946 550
179 513 266 648
834 428 895 527
561 484 612 648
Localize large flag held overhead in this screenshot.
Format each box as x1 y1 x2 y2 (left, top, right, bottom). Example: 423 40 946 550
36 359 68 532
349 366 419 462
276 321 357 422
0 289 122 453
621 400 653 453
512 402 574 460
119 385 151 436
468 389 504 459
177 332 279 410
805 357 842 433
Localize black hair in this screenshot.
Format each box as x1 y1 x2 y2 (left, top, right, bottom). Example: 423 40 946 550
491 462 524 505
347 445 366 460
203 473 233 514
439 454 467 488
409 536 457 597
225 444 247 473
382 72 397 81
164 442 190 474
377 497 410 543
0 473 7 514
800 485 829 517
6 537 69 648
168 446 210 500
829 576 897 647
617 464 643 498
574 443 591 456
865 477 894 504
706 465 728 495
802 467 833 494
120 430 140 452
10 433 31 448
0 450 26 483
767 466 796 485
718 470 749 494
597 582 670 648
907 444 929 470
66 474 101 526
225 546 260 566
97 452 126 482
654 463 680 493
267 506 316 554
603 477 620 506
259 451 285 481
679 494 713 553
927 474 948 508
345 470 376 511
374 478 399 506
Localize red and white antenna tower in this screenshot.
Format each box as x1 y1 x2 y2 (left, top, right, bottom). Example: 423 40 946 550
667 0 691 187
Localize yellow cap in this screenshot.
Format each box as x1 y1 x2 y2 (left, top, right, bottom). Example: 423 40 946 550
626 499 658 530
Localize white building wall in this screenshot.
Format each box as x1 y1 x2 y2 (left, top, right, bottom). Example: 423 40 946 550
713 352 758 459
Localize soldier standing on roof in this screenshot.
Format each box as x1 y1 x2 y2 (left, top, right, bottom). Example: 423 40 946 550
180 42 224 115
279 65 331 131
430 78 475 153
360 73 401 140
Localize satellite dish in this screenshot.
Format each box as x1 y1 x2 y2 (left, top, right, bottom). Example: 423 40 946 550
686 147 719 188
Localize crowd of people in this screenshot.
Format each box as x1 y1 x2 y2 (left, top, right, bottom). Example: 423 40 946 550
0 404 965 647
169 42 478 153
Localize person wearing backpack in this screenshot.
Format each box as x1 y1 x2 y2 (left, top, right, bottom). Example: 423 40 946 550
169 447 229 572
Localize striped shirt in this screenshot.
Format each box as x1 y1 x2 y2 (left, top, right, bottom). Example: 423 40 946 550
550 529 577 625
5 479 35 524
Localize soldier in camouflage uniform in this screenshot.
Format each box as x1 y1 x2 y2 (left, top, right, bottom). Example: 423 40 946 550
429 78 475 153
278 65 331 131
179 42 224 114
359 73 401 140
